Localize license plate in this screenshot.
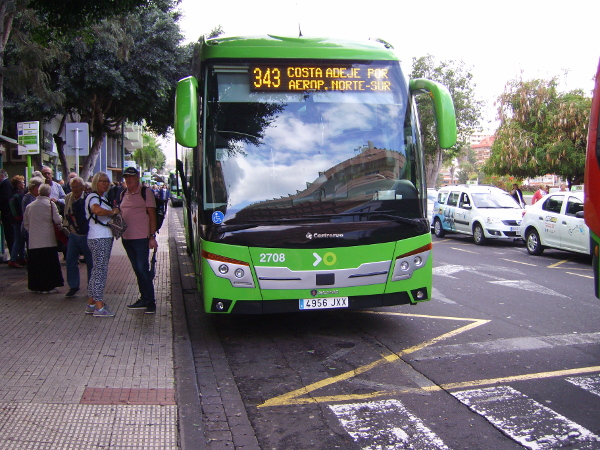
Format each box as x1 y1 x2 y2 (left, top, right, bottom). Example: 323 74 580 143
299 297 348 310
510 226 520 232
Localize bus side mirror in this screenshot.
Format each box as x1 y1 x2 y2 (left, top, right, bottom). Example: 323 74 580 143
409 78 457 149
175 76 198 148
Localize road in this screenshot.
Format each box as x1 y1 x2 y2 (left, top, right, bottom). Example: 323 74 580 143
187 227 600 449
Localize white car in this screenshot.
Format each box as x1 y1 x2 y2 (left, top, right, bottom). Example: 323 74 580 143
520 191 590 256
427 188 438 227
432 185 523 245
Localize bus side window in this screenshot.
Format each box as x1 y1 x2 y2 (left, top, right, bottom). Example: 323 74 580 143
438 192 448 204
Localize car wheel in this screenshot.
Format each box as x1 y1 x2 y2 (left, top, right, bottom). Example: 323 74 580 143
473 223 487 245
525 228 544 255
434 218 446 238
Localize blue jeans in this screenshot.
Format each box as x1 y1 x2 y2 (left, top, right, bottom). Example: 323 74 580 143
122 238 155 305
67 234 93 289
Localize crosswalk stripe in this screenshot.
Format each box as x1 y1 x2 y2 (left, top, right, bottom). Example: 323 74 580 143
329 399 449 450
452 386 600 449
566 374 600 397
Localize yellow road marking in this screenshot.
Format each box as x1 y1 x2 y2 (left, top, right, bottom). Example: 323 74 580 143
438 365 600 391
259 313 489 408
548 259 570 269
501 258 537 267
566 272 594 279
451 247 478 254
274 366 600 405
258 311 600 408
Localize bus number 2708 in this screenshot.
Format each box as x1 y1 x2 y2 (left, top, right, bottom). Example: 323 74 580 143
259 253 286 263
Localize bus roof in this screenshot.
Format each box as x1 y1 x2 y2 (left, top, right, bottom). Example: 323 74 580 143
201 35 401 61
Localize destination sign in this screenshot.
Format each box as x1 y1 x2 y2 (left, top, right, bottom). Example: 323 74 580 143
250 64 394 92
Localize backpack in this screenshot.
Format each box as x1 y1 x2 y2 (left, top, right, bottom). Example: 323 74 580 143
9 193 23 221
120 186 165 233
67 193 90 235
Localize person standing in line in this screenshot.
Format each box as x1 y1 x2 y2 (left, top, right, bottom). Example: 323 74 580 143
85 172 120 317
160 184 170 214
120 167 158 314
8 175 26 268
62 172 78 195
22 177 44 214
0 169 15 258
531 185 549 205
23 183 64 293
40 166 66 209
510 183 526 208
63 176 93 298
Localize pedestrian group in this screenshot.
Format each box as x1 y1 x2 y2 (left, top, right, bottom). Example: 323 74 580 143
0 166 161 317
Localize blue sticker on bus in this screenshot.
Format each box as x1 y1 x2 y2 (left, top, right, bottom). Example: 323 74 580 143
212 211 224 224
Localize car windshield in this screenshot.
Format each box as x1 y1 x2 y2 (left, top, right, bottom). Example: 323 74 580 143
472 192 520 208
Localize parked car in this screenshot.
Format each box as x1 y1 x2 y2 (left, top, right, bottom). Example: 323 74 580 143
520 191 590 256
432 185 523 245
427 188 438 228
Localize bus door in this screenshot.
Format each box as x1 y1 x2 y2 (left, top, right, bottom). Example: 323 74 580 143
559 195 589 253
455 192 472 234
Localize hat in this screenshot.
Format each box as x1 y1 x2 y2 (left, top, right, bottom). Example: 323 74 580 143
123 167 140 177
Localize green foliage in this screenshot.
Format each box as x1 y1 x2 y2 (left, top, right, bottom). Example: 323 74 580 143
410 55 483 162
133 133 166 172
27 0 178 34
53 5 192 178
484 78 590 186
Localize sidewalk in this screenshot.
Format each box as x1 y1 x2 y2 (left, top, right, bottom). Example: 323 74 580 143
0 218 177 449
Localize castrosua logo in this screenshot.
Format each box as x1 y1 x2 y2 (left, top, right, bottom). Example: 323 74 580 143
306 232 344 239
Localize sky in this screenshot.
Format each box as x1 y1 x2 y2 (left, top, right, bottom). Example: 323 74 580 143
161 0 599 159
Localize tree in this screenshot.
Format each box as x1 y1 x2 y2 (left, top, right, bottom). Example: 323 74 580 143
410 55 483 187
484 78 590 187
133 133 165 173
57 5 190 180
0 0 167 137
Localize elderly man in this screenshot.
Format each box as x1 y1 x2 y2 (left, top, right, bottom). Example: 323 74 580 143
41 166 66 207
63 176 93 298
63 172 79 195
120 167 158 314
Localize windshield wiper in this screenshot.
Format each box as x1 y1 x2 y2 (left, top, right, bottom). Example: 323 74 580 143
366 214 427 231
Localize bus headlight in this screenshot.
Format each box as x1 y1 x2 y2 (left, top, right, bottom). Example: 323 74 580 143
392 244 432 281
203 250 255 288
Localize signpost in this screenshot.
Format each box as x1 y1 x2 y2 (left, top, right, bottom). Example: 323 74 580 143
17 121 40 178
65 123 90 175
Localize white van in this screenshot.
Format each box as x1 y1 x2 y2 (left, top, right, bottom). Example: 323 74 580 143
432 185 523 245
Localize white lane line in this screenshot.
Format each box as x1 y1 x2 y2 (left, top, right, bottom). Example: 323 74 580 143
488 280 568 298
566 375 600 397
453 386 600 449
330 399 449 450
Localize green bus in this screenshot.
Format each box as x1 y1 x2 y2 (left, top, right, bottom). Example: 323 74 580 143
174 35 456 314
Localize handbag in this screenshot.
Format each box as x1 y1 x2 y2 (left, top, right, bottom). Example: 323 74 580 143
106 212 128 240
51 203 70 246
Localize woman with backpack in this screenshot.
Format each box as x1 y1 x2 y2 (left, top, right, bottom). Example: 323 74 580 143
85 172 120 317
63 176 93 298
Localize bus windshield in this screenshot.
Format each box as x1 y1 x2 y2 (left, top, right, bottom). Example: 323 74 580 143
204 61 425 237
